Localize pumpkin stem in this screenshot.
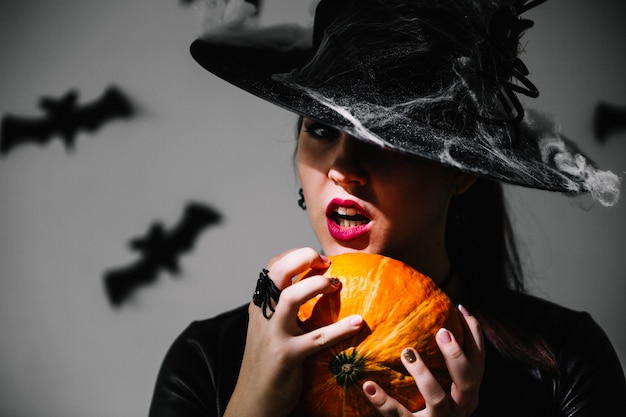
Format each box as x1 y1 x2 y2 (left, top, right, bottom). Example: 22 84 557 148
329 348 365 387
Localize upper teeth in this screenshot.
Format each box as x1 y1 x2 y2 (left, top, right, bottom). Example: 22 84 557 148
336 207 358 216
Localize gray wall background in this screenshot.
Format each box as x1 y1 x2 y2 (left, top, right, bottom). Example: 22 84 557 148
0 1 624 416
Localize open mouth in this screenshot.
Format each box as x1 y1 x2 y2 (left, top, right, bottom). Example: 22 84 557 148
326 199 371 241
329 206 371 228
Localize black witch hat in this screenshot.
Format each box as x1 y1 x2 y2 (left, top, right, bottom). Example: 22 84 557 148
190 0 620 206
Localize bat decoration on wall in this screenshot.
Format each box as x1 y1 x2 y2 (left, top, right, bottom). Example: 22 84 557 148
1 85 135 155
104 202 222 306
594 101 626 144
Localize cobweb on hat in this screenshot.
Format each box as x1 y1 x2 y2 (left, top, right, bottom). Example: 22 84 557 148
270 0 621 207
277 58 621 207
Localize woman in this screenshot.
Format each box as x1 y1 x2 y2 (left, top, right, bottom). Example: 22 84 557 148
149 0 625 416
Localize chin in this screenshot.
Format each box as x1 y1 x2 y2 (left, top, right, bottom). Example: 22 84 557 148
321 241 374 257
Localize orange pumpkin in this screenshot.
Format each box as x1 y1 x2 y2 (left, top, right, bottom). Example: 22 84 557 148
296 253 463 417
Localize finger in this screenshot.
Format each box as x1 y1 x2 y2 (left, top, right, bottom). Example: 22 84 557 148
363 380 412 417
290 314 364 356
435 327 481 411
401 347 448 411
458 304 486 371
266 247 330 289
443 305 484 410
274 274 342 321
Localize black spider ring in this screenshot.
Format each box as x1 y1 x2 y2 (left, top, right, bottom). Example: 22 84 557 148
252 268 281 319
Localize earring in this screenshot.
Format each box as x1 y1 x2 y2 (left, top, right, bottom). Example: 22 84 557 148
298 188 306 210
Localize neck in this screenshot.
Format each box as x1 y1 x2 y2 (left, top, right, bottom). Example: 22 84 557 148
397 247 451 289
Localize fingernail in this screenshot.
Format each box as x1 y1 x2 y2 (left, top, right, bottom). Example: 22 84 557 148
320 255 331 264
437 328 452 344
328 277 340 286
363 381 377 396
349 315 363 327
403 348 417 363
458 304 472 317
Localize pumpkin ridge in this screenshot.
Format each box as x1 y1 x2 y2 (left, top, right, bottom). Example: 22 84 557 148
298 253 463 417
358 264 380 318
358 297 446 362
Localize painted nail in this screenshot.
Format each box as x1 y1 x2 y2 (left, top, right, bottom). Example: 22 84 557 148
458 304 472 317
437 328 452 344
363 381 377 396
328 277 341 286
403 348 417 363
349 315 363 327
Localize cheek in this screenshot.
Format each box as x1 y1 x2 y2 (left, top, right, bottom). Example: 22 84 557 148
297 146 329 195
296 150 311 188
297 164 328 217
297 163 319 190
379 168 452 223
296 143 318 182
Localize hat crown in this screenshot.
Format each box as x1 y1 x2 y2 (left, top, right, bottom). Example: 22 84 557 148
279 0 516 137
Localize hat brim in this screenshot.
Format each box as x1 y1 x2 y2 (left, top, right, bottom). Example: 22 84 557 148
190 38 359 136
190 37 610 198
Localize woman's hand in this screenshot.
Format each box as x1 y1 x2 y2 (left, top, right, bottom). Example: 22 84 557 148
363 305 485 417
224 247 364 417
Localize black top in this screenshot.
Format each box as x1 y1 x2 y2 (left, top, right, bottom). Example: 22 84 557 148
149 293 626 416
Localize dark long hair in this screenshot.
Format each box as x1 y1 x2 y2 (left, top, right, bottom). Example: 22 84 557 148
447 179 558 373
446 178 524 300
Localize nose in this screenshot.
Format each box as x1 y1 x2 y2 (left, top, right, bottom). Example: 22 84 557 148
328 135 368 188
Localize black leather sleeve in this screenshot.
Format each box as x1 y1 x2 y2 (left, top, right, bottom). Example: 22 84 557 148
148 305 249 417
554 311 626 416
476 295 626 416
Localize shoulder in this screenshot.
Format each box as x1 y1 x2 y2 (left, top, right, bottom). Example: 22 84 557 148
496 291 595 332
497 292 617 357
165 304 250 373
501 290 578 315
491 292 626 414
181 304 250 345
149 304 249 417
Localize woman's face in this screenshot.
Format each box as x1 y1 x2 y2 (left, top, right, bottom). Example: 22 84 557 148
296 118 468 273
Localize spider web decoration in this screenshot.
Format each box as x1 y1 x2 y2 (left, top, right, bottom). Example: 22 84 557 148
193 0 621 206
271 0 620 206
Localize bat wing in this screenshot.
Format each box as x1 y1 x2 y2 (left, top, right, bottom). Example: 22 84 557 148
594 102 626 143
1 114 56 154
104 259 159 306
167 203 222 254
0 86 134 155
103 203 221 306
75 86 135 132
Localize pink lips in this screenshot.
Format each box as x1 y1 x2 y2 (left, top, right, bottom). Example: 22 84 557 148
326 198 371 241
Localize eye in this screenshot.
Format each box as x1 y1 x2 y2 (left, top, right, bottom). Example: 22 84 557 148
303 120 341 140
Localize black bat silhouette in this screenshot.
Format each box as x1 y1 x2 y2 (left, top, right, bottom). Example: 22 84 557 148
594 101 626 143
104 202 222 306
1 85 134 155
